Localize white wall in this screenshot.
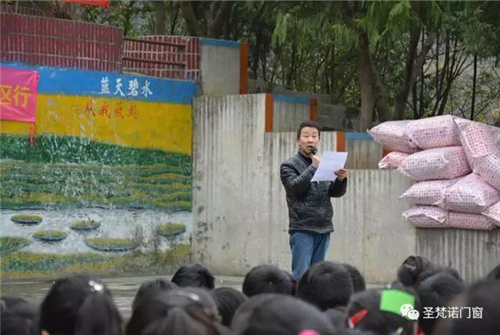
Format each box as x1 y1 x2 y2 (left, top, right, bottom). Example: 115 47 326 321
199 39 240 96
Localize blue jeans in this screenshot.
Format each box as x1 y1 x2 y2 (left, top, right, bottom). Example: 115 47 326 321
289 231 331 280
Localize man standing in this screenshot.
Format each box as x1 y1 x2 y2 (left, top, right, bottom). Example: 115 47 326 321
280 121 348 280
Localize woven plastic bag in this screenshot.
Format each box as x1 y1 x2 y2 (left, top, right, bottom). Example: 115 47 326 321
406 115 460 149
483 201 500 227
403 206 448 228
454 118 500 168
442 173 500 214
398 147 471 181
475 153 500 191
368 121 418 153
449 212 496 231
400 179 459 206
378 152 409 170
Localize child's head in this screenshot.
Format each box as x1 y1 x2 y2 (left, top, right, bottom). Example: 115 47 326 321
132 278 178 311
347 283 421 335
210 287 248 327
342 263 366 293
397 255 434 287
127 287 226 335
486 263 500 281
297 261 353 310
1 297 37 335
231 294 335 334
444 280 500 335
417 271 465 335
242 264 294 297
323 306 348 331
39 274 122 335
171 263 215 290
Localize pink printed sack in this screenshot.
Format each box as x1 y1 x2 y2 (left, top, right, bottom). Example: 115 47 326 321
483 201 500 227
475 153 500 191
398 147 471 181
449 212 496 231
378 152 409 170
454 118 500 168
368 121 418 153
400 179 459 206
406 115 460 149
442 174 500 214
403 206 448 228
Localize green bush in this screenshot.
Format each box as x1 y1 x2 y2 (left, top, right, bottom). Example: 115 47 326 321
0 237 30 254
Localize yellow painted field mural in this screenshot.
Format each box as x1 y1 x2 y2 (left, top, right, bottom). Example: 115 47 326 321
0 64 196 279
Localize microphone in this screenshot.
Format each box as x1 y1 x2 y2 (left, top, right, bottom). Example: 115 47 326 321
310 146 318 155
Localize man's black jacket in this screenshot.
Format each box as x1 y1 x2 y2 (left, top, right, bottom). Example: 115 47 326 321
280 151 348 234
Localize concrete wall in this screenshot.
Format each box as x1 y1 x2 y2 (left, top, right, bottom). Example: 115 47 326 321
200 39 240 96
416 229 500 282
345 133 382 170
192 94 417 283
273 95 310 132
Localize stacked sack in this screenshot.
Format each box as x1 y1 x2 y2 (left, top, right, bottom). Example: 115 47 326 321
369 115 500 231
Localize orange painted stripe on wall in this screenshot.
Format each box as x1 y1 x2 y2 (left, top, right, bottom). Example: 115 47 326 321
337 131 346 152
239 41 249 94
265 93 273 132
309 98 318 121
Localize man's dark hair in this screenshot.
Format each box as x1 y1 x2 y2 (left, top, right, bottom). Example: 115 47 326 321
242 264 294 297
297 261 353 311
171 263 215 290
296 121 322 139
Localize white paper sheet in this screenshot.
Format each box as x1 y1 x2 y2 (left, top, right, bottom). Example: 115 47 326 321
311 152 349 182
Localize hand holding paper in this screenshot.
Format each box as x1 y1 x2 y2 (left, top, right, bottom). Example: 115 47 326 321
311 152 348 182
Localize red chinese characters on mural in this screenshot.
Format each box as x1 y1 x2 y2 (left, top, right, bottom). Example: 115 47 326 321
99 102 111 118
84 99 139 120
128 104 138 120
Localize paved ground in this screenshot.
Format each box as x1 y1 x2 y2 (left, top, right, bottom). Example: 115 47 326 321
0 275 245 319
1 275 382 319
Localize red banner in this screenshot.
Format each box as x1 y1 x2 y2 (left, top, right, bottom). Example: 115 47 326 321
62 0 110 7
0 68 40 123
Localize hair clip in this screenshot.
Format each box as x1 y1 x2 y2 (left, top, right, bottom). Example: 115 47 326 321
299 330 320 335
89 280 104 293
175 291 201 302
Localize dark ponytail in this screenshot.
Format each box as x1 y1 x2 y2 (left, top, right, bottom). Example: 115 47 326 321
75 289 122 335
39 274 122 335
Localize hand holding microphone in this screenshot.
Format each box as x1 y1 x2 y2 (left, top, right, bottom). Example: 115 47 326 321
310 146 321 168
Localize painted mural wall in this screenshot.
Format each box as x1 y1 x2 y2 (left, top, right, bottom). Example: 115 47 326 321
0 64 196 280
